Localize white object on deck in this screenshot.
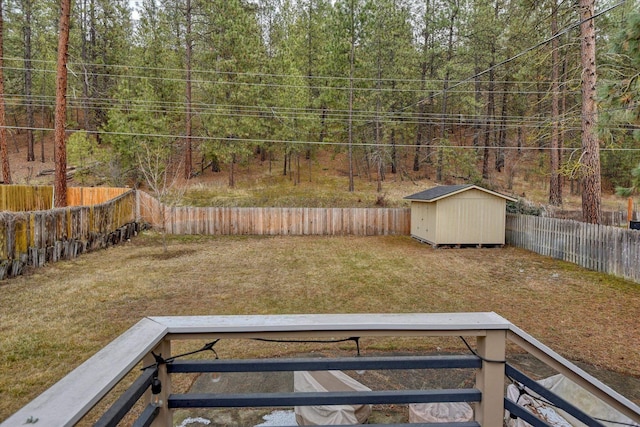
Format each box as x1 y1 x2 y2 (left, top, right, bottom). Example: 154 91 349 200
409 402 474 423
294 371 372 425
505 374 639 427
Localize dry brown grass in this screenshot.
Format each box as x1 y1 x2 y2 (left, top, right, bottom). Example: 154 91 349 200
1 232 639 422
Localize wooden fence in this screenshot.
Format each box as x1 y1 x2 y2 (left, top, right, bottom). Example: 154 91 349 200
1 185 131 211
0 190 138 279
137 192 411 236
0 185 53 211
547 209 628 228
67 187 131 207
506 214 640 283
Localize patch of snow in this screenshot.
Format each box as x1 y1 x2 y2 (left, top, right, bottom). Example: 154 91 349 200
178 417 211 427
254 410 297 426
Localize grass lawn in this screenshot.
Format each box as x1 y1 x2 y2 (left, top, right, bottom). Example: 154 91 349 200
1 232 639 422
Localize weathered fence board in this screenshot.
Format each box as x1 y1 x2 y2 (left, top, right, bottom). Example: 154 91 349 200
1 185 54 211
506 214 640 284
137 192 411 237
66 186 130 207
0 190 137 279
154 205 410 236
8 188 639 284
1 185 130 211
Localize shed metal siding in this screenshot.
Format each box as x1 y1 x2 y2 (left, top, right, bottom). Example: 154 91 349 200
410 201 437 243
410 188 508 245
436 192 506 244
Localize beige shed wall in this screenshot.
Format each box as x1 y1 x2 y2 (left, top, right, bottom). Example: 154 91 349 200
410 202 437 243
437 195 506 244
411 188 508 245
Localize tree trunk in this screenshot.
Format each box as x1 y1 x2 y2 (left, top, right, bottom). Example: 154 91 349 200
54 0 72 207
414 5 431 173
283 147 288 176
414 101 425 172
24 0 35 162
579 0 601 224
437 4 457 182
436 75 449 182
376 95 383 192
347 0 355 192
390 128 397 174
184 0 193 179
229 153 236 188
0 0 11 183
495 76 507 172
481 62 495 180
473 64 481 149
89 0 99 134
549 1 562 206
80 0 90 131
40 73 46 162
375 41 383 192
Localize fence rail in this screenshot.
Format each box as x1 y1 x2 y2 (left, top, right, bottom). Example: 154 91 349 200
137 192 410 236
506 214 640 283
0 190 138 279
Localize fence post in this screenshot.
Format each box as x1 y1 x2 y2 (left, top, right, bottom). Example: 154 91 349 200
475 329 506 426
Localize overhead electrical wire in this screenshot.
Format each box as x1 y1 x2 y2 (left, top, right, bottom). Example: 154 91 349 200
0 1 625 101
2 89 591 127
1 1 633 153
0 55 588 87
0 64 586 95
415 0 628 106
6 125 639 152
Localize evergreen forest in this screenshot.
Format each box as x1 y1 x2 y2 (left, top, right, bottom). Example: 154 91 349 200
1 0 639 218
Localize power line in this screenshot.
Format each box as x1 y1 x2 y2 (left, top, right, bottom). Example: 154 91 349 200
0 55 588 87
8 93 638 132
416 0 627 106
1 64 586 95
3 91 587 121
6 125 640 151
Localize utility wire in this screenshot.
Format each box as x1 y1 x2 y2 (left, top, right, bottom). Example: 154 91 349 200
8 125 640 151
3 64 585 94
0 55 588 86
416 0 628 106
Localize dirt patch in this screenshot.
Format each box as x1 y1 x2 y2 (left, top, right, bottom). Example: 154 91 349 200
127 248 198 261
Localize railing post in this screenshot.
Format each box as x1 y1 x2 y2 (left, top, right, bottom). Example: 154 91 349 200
147 338 172 427
475 329 506 426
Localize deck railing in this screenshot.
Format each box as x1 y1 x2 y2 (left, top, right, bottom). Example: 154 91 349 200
2 313 639 427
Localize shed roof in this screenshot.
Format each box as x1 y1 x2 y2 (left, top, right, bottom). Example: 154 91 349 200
404 184 517 202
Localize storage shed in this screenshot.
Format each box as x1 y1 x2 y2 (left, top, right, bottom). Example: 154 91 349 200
404 184 516 247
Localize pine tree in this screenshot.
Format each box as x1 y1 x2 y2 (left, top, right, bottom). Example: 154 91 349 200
578 0 601 224
54 0 71 207
548 0 562 206
0 0 11 184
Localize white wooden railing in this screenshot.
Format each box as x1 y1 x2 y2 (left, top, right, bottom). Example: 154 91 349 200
2 313 639 426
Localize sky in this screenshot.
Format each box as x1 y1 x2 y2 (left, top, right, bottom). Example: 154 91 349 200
129 0 140 21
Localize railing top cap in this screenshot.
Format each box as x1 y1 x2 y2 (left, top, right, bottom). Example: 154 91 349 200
149 312 512 335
